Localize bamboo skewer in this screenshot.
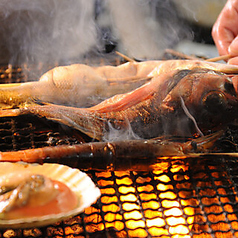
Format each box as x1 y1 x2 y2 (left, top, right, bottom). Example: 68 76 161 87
164 49 200 60
116 49 232 63
205 54 232 62
115 51 135 62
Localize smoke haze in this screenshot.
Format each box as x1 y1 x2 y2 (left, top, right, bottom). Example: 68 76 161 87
0 0 193 76
0 0 97 66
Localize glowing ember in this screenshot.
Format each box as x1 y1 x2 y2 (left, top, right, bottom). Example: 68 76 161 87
153 169 194 238
84 166 195 237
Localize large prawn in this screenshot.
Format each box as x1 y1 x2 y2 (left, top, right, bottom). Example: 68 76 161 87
0 131 223 170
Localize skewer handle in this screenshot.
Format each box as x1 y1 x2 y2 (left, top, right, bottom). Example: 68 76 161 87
205 54 231 62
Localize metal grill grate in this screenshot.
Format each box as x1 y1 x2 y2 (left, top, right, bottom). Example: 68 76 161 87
1 157 238 237
1 64 238 237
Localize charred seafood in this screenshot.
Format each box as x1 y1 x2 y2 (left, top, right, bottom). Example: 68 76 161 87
0 60 238 165
0 131 223 166
0 67 237 141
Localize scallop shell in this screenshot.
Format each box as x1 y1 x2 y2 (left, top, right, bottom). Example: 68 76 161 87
0 162 101 229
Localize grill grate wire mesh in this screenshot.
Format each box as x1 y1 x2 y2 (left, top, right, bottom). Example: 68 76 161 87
0 64 238 237
1 159 238 237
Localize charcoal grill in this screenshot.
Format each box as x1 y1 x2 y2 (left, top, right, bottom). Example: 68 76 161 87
1 64 238 238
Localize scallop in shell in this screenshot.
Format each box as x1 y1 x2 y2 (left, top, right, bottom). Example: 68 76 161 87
0 162 101 229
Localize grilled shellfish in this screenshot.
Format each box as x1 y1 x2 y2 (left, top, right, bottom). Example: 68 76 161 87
0 162 101 229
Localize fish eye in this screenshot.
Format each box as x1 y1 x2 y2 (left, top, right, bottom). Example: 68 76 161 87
202 91 227 113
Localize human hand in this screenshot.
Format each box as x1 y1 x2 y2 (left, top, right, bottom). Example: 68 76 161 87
212 0 238 65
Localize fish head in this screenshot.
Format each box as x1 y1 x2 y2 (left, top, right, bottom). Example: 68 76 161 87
185 69 238 133
162 68 238 136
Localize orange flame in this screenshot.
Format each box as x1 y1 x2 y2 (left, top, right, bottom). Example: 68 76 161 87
85 166 195 237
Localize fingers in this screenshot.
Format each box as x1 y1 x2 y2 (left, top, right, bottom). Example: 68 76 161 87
229 36 238 55
228 57 238 65
212 21 231 56
212 0 238 60
228 36 238 64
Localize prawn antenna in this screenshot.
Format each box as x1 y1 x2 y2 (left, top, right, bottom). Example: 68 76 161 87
180 96 204 137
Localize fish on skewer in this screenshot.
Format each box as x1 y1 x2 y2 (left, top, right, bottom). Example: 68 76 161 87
1 59 238 108
0 61 156 108
0 67 237 141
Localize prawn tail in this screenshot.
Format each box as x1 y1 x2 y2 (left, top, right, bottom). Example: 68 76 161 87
0 143 95 163
0 143 117 170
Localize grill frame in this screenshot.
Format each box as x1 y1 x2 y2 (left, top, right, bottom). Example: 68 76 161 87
0 63 238 237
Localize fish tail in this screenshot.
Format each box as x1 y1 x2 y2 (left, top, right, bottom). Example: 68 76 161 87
0 82 35 108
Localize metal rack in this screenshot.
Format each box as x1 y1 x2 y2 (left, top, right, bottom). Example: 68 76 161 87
0 64 238 238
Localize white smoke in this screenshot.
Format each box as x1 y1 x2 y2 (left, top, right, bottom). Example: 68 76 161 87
103 120 141 142
0 0 97 66
97 0 192 60
0 0 193 78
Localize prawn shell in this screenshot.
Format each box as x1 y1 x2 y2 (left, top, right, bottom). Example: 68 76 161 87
0 162 101 229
